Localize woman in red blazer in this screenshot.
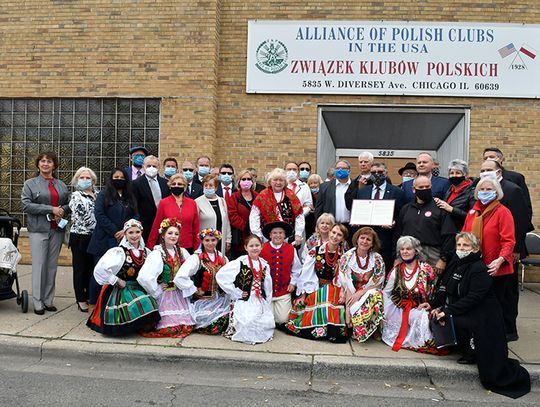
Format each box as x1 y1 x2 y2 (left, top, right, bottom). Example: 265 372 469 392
462 176 515 335
147 173 200 252
226 168 259 259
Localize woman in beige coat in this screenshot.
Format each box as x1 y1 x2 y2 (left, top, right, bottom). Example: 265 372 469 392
195 174 231 254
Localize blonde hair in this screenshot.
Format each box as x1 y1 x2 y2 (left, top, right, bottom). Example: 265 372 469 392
475 177 504 200
168 173 188 186
266 168 287 184
236 168 255 190
71 167 97 187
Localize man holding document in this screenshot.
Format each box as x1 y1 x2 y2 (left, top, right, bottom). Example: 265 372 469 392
345 162 406 272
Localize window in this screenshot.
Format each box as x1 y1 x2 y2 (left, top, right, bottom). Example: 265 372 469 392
0 98 160 224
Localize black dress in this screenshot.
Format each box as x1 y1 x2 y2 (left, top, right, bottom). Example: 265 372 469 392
430 252 530 399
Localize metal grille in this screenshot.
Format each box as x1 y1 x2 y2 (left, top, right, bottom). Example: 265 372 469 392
0 98 160 225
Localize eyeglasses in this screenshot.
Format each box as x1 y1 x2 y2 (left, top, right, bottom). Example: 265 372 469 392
182 168 194 172
299 167 310 171
240 178 252 181
220 171 233 175
370 170 385 175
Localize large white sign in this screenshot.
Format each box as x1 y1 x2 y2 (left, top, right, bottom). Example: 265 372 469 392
246 21 539 98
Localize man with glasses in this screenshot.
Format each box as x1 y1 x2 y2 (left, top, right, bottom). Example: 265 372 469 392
247 167 266 192
345 162 406 271
298 161 312 182
315 159 353 237
182 160 203 199
126 145 148 181
216 163 237 199
285 161 313 221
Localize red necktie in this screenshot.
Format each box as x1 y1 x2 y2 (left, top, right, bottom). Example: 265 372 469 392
224 186 230 199
374 187 381 200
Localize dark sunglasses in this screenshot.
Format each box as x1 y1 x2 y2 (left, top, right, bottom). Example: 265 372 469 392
220 171 233 175
299 167 310 171
240 177 252 181
371 170 385 175
182 168 194 172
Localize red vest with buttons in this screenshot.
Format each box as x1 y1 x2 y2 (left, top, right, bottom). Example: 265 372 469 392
260 242 294 297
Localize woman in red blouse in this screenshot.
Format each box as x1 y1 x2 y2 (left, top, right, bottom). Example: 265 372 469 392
147 173 200 252
226 168 259 259
462 177 515 332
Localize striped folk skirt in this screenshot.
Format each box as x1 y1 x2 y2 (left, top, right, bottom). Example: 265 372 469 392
87 281 160 336
285 284 348 343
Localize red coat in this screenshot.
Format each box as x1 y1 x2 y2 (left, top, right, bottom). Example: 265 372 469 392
147 195 200 250
462 202 515 276
226 190 258 245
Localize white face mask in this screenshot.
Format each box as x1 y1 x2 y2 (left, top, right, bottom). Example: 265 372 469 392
480 170 498 180
286 170 298 181
456 250 472 259
145 167 158 178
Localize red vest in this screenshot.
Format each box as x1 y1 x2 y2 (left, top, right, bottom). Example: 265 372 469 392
260 242 295 297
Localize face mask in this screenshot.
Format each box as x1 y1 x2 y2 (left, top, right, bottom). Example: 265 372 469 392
57 218 68 229
239 180 253 190
335 168 350 180
400 254 417 264
170 186 185 196
198 166 210 177
299 170 310 180
402 176 415 183
286 170 298 182
310 187 319 194
456 250 472 259
372 174 386 187
204 188 216 198
133 155 144 167
415 188 432 202
112 179 126 190
145 167 158 178
183 170 194 182
449 176 465 186
480 170 497 180
432 168 440 177
164 167 177 177
77 179 92 190
478 190 497 205
220 174 233 185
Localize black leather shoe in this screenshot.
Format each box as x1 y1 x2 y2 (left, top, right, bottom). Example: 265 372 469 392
44 305 57 312
34 308 45 315
506 333 519 342
457 355 476 365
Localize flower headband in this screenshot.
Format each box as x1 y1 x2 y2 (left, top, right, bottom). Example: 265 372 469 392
199 228 222 240
123 219 143 232
159 217 181 234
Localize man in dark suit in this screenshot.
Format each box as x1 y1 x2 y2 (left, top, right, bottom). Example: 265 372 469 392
132 155 170 244
216 163 237 199
479 159 529 341
402 152 450 202
125 145 148 181
181 160 203 199
193 155 212 185
483 147 533 232
315 159 353 241
346 162 407 271
247 167 266 192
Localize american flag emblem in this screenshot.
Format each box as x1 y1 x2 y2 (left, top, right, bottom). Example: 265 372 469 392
498 43 516 58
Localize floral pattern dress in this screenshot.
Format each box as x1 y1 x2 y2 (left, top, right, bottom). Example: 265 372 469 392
285 243 348 343
382 261 440 354
338 249 385 342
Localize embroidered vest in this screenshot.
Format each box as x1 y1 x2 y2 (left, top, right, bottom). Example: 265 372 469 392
313 245 338 285
260 242 294 297
157 247 185 291
118 247 146 282
233 261 267 301
192 254 224 298
391 269 425 308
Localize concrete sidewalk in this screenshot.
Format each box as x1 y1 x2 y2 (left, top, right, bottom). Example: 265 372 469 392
1 265 539 389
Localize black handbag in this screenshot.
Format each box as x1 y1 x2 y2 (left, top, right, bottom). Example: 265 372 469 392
429 314 458 349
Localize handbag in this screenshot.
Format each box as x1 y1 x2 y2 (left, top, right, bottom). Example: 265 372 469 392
429 313 458 349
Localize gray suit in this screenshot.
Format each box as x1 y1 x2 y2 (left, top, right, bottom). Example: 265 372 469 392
21 176 70 311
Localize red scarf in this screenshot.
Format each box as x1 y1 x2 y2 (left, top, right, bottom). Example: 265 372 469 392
252 187 303 225
447 179 472 204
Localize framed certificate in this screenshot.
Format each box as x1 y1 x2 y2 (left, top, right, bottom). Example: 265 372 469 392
350 199 395 226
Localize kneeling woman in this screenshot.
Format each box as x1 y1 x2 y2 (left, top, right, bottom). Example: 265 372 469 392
87 219 160 336
338 227 385 342
286 224 348 343
426 232 530 399
382 236 438 354
138 218 195 338
174 228 231 334
216 235 274 344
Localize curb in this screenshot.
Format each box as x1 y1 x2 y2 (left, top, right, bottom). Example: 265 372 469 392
1 334 538 386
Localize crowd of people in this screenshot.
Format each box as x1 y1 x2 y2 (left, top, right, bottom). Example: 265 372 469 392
21 146 533 398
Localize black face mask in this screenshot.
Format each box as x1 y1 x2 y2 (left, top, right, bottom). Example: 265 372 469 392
170 186 185 196
112 179 126 190
415 188 432 202
449 176 465 186
372 174 386 186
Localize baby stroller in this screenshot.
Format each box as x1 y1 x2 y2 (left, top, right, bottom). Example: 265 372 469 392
0 209 27 313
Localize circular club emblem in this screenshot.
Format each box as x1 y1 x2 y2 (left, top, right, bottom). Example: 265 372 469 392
424 211 432 217
255 39 288 74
